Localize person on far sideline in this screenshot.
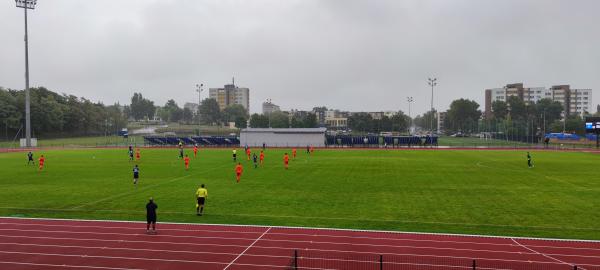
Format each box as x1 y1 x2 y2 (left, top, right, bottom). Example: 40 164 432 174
146 197 158 234
527 152 534 168
196 184 208 216
27 151 35 165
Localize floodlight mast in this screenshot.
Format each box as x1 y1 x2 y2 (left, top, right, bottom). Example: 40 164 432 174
16 0 37 147
427 77 437 133
196 84 203 134
407 97 413 135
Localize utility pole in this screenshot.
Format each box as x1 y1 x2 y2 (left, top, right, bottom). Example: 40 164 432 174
562 112 566 133
428 78 437 134
407 97 413 135
542 109 546 137
16 0 37 147
196 83 203 135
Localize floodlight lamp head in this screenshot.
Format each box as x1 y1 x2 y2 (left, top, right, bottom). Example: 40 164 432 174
16 0 36 9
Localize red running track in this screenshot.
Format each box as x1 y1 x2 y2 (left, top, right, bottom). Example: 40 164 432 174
0 217 598 270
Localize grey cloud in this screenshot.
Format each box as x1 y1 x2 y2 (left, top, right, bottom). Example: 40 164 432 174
1 0 598 114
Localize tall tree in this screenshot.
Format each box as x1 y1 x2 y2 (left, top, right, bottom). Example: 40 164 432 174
222 104 249 124
491 100 508 120
130 93 155 120
290 113 318 128
535 98 563 126
348 112 373 132
391 111 410 132
249 113 269 128
446 99 481 133
198 98 221 125
234 116 248 128
269 111 289 128
161 99 183 122
550 115 585 134
0 88 22 136
506 96 526 120
182 107 193 123
303 113 318 128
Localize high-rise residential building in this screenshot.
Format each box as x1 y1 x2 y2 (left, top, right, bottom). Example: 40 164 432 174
312 107 327 126
437 111 447 133
568 88 592 116
262 100 281 115
485 83 592 118
208 80 250 114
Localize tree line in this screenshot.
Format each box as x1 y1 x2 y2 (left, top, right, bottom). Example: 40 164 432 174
249 111 318 128
347 112 411 134
0 87 127 139
3 86 598 139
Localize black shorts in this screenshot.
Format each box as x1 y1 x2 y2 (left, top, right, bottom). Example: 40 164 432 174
197 197 206 205
134 174 139 179
147 215 156 223
233 154 237 158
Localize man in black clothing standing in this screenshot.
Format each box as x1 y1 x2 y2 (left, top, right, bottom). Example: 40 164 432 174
27 151 35 165
146 197 158 234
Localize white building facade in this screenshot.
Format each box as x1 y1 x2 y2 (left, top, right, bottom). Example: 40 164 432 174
485 83 593 118
240 128 326 147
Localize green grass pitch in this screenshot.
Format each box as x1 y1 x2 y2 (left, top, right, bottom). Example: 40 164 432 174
0 148 599 240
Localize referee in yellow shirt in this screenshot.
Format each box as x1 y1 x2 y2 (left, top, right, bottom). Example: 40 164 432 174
196 184 208 216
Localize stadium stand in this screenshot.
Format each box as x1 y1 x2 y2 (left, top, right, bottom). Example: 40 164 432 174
327 135 438 147
143 136 240 146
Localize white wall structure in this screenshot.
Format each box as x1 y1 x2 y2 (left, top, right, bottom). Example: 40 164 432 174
240 128 326 147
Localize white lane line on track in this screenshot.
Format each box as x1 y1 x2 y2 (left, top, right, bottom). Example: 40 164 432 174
0 261 143 270
2 234 600 267
0 228 545 255
2 217 600 244
0 250 321 270
223 227 271 270
511 238 586 270
0 250 278 267
2 241 598 267
1 221 599 253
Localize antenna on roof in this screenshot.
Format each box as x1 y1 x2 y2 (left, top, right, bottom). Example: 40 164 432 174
232 77 235 87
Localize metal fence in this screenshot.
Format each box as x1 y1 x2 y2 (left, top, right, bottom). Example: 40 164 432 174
286 249 594 270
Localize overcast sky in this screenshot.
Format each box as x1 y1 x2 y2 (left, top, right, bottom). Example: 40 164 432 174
2 0 599 115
